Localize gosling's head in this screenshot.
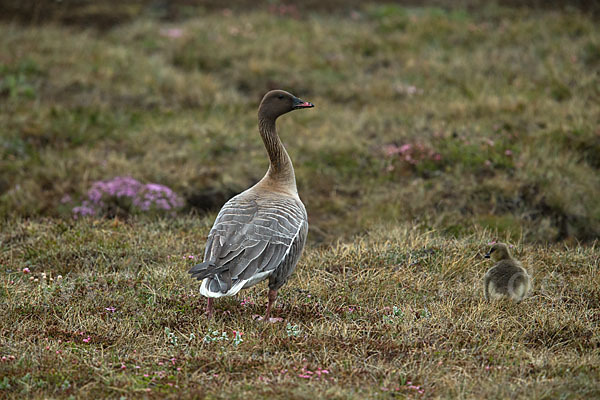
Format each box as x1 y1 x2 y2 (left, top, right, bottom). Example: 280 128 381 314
484 243 512 261
258 90 314 120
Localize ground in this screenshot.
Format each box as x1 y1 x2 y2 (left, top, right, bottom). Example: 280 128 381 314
1 2 599 399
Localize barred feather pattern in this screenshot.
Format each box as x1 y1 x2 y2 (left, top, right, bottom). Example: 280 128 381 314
189 189 308 298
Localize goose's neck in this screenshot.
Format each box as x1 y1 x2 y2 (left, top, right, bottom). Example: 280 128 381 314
258 116 297 192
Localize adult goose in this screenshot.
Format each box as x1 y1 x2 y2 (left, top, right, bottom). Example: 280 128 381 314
189 90 314 319
483 243 531 302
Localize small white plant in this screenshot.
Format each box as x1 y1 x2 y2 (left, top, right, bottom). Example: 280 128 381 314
383 306 404 324
286 323 301 337
164 327 178 346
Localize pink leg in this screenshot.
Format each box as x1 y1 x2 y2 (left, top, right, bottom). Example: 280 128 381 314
264 289 277 320
206 298 214 318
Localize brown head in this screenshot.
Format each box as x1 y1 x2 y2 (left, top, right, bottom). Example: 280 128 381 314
484 243 512 261
258 90 314 121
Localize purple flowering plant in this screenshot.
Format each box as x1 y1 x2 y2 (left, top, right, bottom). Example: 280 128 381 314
72 176 184 218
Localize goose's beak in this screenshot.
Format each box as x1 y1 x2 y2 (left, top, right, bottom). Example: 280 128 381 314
292 97 314 109
484 253 491 259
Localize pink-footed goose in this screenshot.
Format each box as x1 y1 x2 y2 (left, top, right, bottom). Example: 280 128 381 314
189 90 314 319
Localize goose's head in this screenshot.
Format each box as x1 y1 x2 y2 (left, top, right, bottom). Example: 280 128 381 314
258 90 314 120
485 243 512 261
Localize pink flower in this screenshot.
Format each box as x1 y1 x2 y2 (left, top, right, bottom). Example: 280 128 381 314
83 337 91 343
383 144 401 156
160 28 184 39
399 144 412 153
505 149 513 156
60 194 72 204
105 307 116 312
22 267 30 274
121 364 126 370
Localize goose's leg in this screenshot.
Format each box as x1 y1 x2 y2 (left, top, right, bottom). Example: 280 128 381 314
264 289 278 320
206 298 214 318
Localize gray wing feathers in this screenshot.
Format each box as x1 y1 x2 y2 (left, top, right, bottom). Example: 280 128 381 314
189 193 307 294
268 220 308 290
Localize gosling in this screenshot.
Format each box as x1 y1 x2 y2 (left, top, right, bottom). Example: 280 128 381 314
483 243 531 302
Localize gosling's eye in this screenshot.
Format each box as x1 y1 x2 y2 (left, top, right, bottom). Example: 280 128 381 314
277 94 284 99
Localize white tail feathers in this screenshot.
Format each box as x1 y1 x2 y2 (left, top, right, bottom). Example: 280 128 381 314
199 278 247 298
198 269 274 298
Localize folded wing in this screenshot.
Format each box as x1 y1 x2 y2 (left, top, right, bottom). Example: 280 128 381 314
189 192 307 297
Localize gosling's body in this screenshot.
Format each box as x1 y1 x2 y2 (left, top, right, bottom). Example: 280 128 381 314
483 243 530 302
188 90 314 319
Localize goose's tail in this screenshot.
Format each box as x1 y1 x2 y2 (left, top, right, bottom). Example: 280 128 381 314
188 262 246 298
188 261 218 281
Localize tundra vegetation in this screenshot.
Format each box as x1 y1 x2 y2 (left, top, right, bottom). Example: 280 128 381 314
1 1 599 398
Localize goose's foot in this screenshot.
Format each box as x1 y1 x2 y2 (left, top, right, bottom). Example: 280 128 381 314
251 289 282 322
206 298 214 318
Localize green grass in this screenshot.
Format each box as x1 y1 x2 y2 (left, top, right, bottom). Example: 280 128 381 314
1 4 599 242
1 3 600 398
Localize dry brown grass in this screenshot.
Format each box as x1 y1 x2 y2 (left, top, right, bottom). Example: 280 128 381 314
1 218 598 398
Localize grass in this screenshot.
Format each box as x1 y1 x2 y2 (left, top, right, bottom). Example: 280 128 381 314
1 218 599 398
1 2 600 398
1 4 599 242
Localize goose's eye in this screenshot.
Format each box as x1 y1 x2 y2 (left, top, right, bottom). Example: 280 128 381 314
277 95 284 100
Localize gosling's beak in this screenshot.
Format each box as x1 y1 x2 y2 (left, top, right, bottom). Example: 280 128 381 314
292 96 314 109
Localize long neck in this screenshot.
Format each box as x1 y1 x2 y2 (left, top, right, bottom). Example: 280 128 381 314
258 115 297 192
